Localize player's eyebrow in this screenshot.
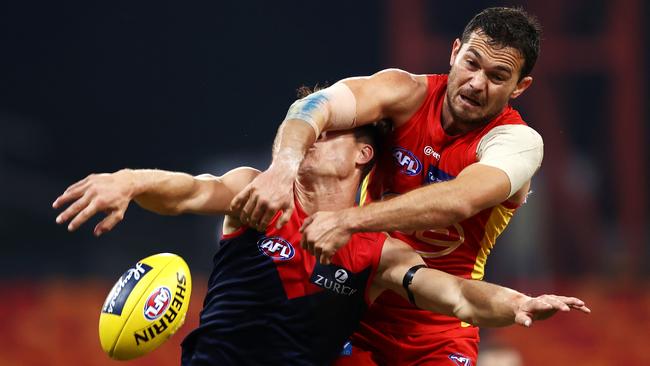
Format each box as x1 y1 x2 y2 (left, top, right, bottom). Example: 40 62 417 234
467 48 513 75
467 48 483 61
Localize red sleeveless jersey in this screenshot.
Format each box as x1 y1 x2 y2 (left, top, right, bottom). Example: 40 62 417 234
358 74 527 334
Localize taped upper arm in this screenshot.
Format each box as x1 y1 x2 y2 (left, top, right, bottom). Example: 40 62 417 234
475 125 544 198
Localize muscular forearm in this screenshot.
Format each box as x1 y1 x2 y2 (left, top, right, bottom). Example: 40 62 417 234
409 269 527 328
271 120 317 174
347 181 473 233
345 164 510 233
121 169 204 215
377 249 523 327
453 280 529 327
52 168 211 235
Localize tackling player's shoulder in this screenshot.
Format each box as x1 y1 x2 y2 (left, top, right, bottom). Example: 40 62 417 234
372 69 429 125
373 68 426 84
339 68 427 124
371 68 428 96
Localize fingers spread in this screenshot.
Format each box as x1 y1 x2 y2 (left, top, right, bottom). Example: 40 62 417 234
62 176 90 196
53 183 89 209
68 202 100 231
93 211 124 237
56 193 92 225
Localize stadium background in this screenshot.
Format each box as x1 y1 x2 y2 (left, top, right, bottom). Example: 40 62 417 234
1 0 647 365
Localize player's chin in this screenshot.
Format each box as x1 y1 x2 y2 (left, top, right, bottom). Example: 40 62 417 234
455 110 486 125
451 103 484 122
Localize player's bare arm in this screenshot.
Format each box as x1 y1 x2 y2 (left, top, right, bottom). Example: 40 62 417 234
53 167 259 236
300 164 517 264
355 163 512 232
372 237 590 327
302 123 543 264
383 122 543 225
230 69 427 231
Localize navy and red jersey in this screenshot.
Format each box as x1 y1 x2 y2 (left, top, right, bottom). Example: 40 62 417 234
181 200 386 366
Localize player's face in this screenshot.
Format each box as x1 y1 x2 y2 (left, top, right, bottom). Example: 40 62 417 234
300 131 372 179
446 31 533 125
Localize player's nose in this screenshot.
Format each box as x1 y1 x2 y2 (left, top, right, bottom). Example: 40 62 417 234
468 71 488 91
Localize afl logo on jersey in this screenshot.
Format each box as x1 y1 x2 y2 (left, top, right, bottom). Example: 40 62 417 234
143 286 172 321
393 147 422 176
257 236 295 261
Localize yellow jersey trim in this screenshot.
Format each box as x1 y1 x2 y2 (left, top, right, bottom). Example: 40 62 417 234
471 204 516 280
359 173 371 206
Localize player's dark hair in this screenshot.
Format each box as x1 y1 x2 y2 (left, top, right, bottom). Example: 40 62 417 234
296 85 324 99
461 7 542 79
353 120 390 179
296 85 389 179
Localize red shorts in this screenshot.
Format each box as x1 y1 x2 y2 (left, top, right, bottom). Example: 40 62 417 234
333 325 479 366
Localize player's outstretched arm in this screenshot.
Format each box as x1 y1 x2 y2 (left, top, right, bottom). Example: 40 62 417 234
52 167 258 236
230 69 427 231
415 273 590 328
374 238 590 328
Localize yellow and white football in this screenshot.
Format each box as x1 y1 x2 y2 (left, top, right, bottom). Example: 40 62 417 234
98 253 192 360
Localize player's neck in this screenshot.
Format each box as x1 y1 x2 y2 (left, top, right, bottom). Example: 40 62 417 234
441 96 494 135
441 97 469 135
294 175 358 215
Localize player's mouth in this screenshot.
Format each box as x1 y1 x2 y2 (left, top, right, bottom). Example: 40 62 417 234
459 93 482 107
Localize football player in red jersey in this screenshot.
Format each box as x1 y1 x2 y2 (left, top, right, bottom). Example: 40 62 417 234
54 125 587 365
231 7 547 366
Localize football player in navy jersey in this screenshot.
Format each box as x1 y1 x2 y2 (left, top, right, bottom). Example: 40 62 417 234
54 125 589 365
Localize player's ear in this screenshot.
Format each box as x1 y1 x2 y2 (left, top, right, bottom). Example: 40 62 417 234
511 76 533 99
450 38 462 66
356 144 374 165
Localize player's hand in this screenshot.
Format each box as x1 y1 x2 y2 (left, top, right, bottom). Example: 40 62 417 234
52 170 135 236
230 163 296 231
514 294 591 327
300 210 353 265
